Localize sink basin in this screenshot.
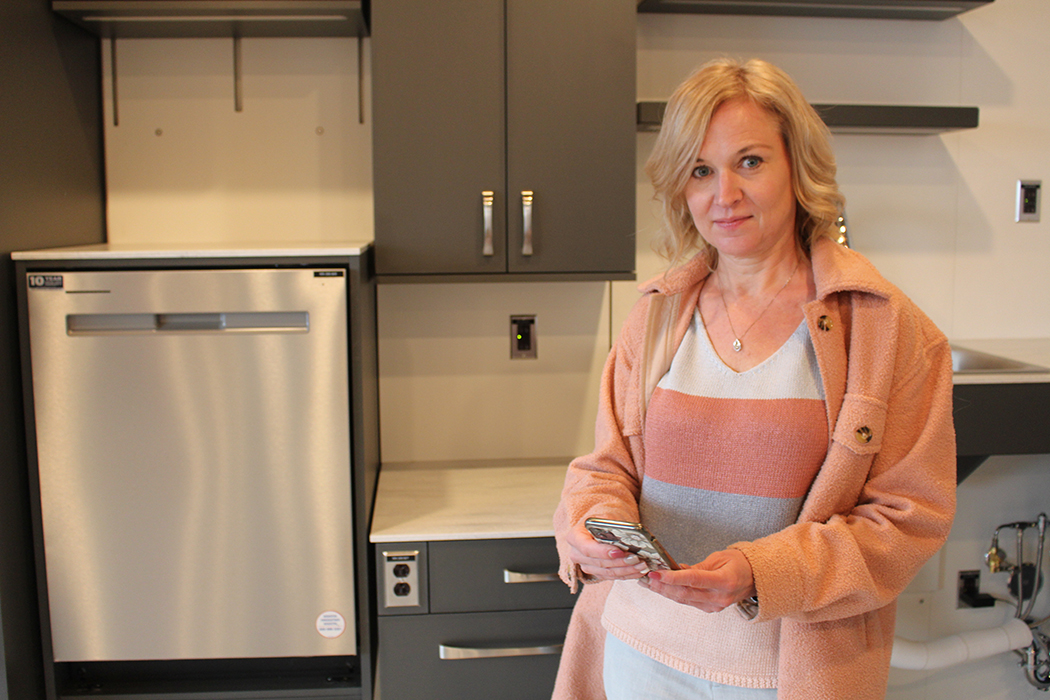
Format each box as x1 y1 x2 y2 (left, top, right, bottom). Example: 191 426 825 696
951 346 1049 374
950 344 1050 483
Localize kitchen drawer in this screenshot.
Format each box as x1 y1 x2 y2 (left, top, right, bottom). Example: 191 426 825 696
429 538 576 613
378 608 571 700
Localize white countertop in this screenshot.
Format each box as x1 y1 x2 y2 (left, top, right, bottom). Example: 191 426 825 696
950 338 1050 385
369 461 569 543
11 240 372 260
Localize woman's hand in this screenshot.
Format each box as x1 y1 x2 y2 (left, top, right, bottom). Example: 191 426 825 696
642 549 756 613
566 522 650 582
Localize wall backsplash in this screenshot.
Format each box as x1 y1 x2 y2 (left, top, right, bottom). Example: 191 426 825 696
377 281 609 463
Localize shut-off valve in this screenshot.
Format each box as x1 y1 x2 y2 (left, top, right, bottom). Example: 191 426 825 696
984 513 1048 690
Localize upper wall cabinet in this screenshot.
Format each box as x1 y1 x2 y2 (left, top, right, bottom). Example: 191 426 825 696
371 0 636 281
636 0 993 21
52 1 369 38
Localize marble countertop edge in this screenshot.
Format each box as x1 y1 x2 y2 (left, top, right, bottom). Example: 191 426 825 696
12 241 373 260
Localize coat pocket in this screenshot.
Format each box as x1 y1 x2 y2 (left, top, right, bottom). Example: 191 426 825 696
832 393 889 456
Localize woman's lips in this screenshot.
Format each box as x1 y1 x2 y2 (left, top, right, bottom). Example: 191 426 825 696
713 215 752 228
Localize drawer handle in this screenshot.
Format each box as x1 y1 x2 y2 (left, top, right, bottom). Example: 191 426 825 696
439 642 563 660
503 569 560 584
482 190 495 257
521 190 534 256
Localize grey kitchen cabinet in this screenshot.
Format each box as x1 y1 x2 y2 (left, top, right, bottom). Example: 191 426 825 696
370 0 636 281
376 538 576 699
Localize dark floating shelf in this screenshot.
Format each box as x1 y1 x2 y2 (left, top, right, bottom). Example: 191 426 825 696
52 1 369 39
637 101 979 135
635 0 993 22
812 104 980 134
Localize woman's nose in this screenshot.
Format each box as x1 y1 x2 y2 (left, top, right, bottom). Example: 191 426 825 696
715 172 743 207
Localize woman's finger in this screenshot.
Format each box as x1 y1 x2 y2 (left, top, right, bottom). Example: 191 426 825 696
567 522 650 580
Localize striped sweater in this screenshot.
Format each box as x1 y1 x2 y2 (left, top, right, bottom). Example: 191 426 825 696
602 314 827 688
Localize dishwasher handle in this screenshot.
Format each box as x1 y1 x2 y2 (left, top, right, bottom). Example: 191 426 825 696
67 311 309 335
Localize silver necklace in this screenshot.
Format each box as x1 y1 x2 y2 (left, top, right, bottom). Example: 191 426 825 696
719 257 801 353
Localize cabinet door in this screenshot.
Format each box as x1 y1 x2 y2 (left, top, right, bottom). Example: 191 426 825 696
378 609 571 700
505 0 636 275
372 0 506 276
428 539 577 614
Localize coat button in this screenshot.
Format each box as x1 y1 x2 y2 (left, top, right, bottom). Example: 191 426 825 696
855 426 873 444
817 315 833 331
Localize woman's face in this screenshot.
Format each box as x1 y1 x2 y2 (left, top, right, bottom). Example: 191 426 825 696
683 97 797 262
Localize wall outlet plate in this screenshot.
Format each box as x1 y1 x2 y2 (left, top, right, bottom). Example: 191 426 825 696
1017 180 1041 222
957 569 996 608
510 315 537 359
380 549 425 612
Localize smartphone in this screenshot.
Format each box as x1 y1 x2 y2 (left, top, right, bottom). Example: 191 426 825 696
584 517 679 571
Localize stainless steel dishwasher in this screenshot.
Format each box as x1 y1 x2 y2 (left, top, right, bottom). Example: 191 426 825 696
15 247 379 698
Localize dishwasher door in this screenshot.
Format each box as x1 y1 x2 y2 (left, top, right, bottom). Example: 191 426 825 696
25 267 356 662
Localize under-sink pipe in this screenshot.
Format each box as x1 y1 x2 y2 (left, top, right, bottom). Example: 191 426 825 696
890 617 1033 671
1019 513 1047 621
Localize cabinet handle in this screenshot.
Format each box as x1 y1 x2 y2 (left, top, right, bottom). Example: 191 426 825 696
439 642 563 660
521 190 534 256
482 191 495 257
503 569 560 584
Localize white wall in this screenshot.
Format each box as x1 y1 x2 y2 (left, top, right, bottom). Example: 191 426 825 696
102 37 374 245
103 2 1050 696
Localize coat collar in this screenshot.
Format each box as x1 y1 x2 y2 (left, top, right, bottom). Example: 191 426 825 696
638 236 898 302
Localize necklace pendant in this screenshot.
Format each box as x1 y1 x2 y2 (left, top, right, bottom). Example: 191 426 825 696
732 338 742 352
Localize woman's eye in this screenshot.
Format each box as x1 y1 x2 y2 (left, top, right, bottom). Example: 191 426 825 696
692 165 711 178
742 156 763 169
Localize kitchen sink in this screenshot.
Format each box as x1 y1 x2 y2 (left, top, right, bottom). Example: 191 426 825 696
951 345 1049 374
950 345 1050 483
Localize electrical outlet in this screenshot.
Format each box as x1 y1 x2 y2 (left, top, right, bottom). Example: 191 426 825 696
510 315 537 359
1016 180 1041 222
381 550 422 609
958 569 996 609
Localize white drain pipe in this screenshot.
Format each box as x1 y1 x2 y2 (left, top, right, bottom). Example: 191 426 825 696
891 617 1033 671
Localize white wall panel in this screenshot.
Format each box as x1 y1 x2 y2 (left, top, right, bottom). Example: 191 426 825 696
103 37 372 244
377 282 609 463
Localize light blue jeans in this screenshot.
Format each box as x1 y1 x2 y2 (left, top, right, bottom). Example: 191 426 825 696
603 633 778 700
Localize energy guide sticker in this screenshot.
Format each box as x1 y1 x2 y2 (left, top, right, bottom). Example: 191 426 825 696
316 610 346 638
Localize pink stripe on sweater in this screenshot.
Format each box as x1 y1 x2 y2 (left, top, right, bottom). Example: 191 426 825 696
645 389 827 499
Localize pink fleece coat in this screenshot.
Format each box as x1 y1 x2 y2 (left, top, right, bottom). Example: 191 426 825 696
552 238 957 700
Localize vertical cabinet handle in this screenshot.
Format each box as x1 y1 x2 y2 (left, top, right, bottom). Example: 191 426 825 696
521 190 534 256
482 191 495 257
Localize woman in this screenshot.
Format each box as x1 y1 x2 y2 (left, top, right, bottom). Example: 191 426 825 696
552 58 956 700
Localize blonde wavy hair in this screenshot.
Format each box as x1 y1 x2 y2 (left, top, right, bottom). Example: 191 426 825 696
645 58 845 268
